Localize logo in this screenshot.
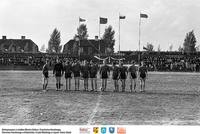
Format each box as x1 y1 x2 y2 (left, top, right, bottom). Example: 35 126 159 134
101 127 106 134
79 127 90 134
117 127 126 134
93 127 99 134
109 127 115 134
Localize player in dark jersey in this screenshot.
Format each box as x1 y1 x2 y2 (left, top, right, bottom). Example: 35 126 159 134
53 58 64 91
138 61 148 92
42 59 49 92
112 61 119 92
81 60 90 91
99 60 110 91
63 60 72 91
89 61 99 91
119 61 128 92
128 61 138 92
72 60 81 91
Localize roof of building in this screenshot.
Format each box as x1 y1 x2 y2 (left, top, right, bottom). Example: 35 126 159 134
0 38 39 53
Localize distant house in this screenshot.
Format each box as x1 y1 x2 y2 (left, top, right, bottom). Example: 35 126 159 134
0 36 39 53
63 37 109 55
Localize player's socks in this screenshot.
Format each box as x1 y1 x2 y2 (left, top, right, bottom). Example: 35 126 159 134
58 83 61 89
56 83 58 90
45 84 48 90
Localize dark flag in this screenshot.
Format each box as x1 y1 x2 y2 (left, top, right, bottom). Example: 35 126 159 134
119 15 126 19
143 46 149 51
79 17 86 22
100 17 108 24
140 13 148 18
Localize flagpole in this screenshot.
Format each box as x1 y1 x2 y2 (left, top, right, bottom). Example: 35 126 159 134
99 17 101 59
78 17 81 60
138 12 141 65
119 13 121 53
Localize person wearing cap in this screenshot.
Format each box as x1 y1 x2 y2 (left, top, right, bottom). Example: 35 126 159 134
42 59 49 92
99 60 110 91
128 61 138 92
53 58 64 91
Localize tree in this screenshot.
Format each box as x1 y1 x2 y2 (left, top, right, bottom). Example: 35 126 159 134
157 44 161 52
102 25 115 53
47 28 62 53
183 30 197 53
144 42 154 51
40 44 46 52
196 45 200 52
178 45 183 52
169 44 173 51
74 24 89 40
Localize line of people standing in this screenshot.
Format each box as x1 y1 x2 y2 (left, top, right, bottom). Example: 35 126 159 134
42 58 148 93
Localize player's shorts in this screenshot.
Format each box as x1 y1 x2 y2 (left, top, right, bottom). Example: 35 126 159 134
112 73 119 80
55 71 62 77
101 72 108 79
43 72 49 78
65 73 72 79
73 72 80 77
82 73 89 79
90 73 97 78
140 73 146 79
120 73 127 80
130 73 137 79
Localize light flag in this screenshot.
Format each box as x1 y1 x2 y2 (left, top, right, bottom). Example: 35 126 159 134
79 17 86 22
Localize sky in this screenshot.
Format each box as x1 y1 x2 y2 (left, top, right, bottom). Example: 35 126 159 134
0 0 200 52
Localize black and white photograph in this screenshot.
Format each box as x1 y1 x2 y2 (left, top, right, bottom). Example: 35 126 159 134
0 0 200 126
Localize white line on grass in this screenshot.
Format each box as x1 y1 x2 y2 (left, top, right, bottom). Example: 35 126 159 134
87 91 103 125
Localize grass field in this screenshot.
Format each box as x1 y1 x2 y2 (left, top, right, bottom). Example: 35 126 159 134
0 71 200 125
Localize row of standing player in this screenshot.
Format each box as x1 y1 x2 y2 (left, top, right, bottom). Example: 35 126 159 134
42 59 148 92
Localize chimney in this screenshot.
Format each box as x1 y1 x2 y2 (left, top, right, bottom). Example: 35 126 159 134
2 36 6 40
21 36 26 40
95 36 98 41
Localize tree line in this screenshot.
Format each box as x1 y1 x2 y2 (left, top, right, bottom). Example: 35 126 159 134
41 26 198 54
143 30 199 53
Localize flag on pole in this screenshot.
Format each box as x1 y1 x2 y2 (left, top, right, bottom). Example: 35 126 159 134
143 46 149 51
119 15 126 19
79 17 86 22
100 17 108 24
140 13 148 18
